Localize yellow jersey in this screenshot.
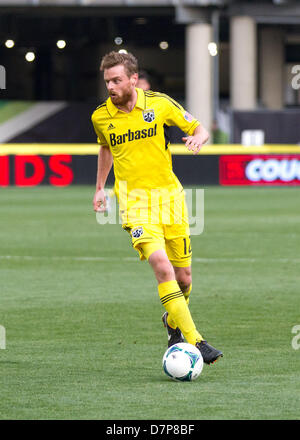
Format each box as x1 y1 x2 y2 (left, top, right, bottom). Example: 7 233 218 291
91 88 200 211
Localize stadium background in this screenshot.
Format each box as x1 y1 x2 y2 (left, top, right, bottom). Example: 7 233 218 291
1 0 300 186
0 0 300 423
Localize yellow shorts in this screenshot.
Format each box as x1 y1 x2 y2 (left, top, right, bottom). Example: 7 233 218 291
122 192 192 267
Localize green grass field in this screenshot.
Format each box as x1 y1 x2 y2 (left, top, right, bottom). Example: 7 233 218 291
0 185 299 420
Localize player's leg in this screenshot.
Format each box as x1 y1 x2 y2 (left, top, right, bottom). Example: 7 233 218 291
145 246 204 347
163 265 192 331
174 265 192 304
166 245 223 363
147 249 183 345
123 211 222 363
165 192 193 306
164 198 223 364
146 248 175 283
164 233 192 330
122 215 190 345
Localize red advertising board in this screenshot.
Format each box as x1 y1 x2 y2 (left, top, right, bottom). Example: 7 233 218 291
0 155 74 187
219 155 300 186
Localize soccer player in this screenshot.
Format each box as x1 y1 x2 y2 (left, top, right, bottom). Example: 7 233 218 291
92 51 223 365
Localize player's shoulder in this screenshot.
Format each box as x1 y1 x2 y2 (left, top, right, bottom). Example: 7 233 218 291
144 90 183 110
91 100 109 121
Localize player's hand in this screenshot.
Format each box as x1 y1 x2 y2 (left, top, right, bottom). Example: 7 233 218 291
93 189 107 212
182 136 203 155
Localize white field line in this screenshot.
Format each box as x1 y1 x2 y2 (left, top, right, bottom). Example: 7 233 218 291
0 255 300 264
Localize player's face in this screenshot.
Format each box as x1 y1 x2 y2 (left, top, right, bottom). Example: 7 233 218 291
104 65 137 106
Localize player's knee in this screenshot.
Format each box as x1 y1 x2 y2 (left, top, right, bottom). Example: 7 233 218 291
176 268 192 294
149 250 175 283
156 262 175 283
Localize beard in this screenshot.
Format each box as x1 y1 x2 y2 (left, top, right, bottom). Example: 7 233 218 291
109 86 133 107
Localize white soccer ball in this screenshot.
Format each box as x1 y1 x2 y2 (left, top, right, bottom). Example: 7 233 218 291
162 342 203 382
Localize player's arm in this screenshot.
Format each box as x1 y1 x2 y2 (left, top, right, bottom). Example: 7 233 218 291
93 145 113 212
161 93 209 155
182 124 209 155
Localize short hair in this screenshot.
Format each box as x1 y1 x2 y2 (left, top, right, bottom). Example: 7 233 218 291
100 51 138 77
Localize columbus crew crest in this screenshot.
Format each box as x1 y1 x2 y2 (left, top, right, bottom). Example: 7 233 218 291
143 109 155 123
131 227 144 238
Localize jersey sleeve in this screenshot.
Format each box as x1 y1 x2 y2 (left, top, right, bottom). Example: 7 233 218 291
91 113 108 146
162 94 200 136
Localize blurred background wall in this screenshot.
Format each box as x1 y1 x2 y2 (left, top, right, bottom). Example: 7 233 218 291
0 0 300 143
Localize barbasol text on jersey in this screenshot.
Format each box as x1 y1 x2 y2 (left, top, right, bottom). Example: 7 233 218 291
110 124 157 146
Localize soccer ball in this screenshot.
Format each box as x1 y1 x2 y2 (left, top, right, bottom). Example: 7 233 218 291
162 343 203 382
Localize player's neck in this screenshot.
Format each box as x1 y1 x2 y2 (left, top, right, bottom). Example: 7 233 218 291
116 88 138 113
